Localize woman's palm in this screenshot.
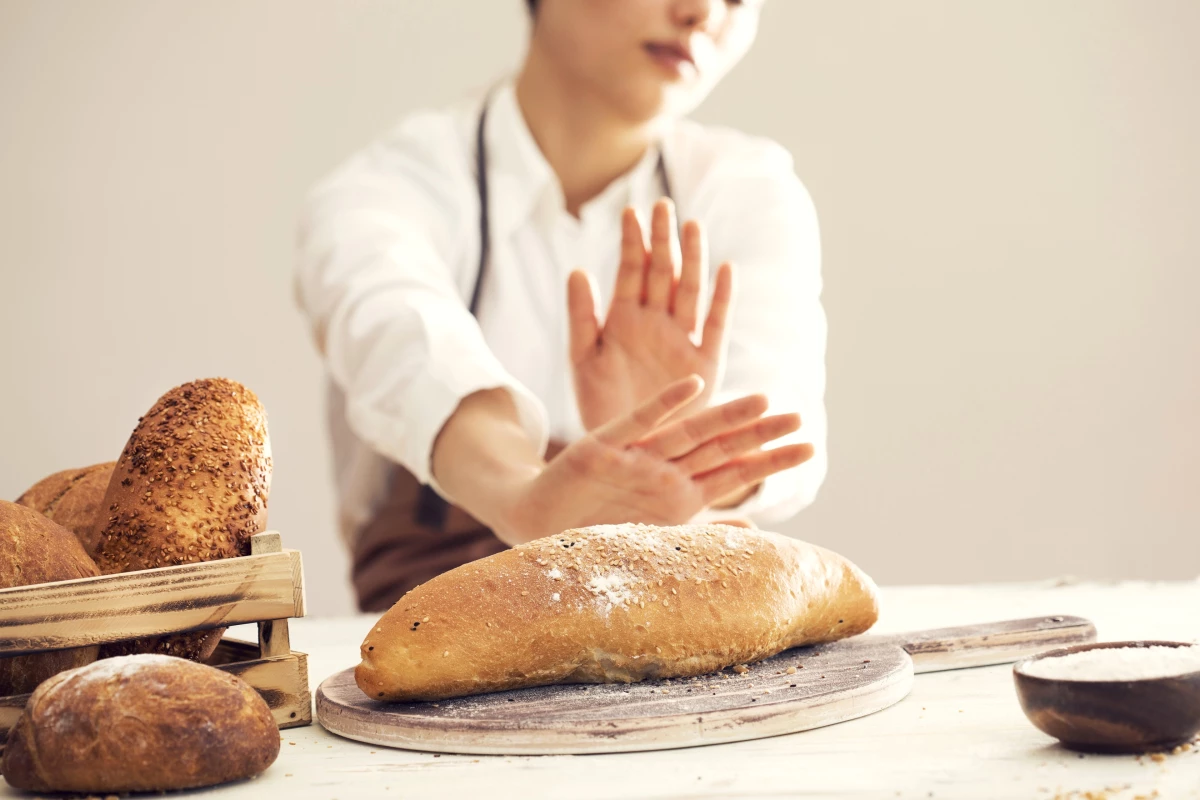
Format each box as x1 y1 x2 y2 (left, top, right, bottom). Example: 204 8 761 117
568 200 734 431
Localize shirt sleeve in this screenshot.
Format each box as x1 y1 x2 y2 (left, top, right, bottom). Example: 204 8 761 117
691 136 828 525
294 113 549 492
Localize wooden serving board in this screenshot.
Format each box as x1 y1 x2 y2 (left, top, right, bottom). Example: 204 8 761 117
316 615 1095 755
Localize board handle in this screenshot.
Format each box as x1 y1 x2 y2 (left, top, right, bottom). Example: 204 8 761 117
872 615 1097 674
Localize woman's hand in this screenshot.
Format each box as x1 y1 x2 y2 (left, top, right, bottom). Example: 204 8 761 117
567 199 734 431
494 376 811 544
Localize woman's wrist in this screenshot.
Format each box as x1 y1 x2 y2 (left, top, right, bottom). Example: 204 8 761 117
430 387 547 545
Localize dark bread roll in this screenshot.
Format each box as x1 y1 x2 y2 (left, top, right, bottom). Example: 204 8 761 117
93 378 272 662
0 501 100 695
1 655 280 793
16 462 116 558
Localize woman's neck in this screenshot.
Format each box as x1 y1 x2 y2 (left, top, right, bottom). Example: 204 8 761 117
515 44 658 217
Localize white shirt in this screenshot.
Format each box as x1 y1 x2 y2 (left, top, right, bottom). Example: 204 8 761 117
296 83 827 545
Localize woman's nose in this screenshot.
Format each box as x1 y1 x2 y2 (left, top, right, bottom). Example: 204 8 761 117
670 0 727 32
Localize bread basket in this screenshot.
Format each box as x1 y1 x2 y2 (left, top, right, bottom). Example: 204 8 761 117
0 531 311 747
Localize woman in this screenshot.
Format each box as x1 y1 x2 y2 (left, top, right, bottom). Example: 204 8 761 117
297 0 827 611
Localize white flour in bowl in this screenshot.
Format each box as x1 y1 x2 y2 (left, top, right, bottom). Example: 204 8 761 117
1021 645 1200 681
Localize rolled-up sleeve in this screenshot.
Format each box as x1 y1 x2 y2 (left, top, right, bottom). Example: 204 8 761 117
295 114 548 489
696 138 828 524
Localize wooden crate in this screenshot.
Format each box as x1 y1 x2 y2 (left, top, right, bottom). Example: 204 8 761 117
0 531 311 744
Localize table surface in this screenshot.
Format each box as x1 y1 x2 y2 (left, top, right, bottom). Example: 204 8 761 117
7 580 1200 799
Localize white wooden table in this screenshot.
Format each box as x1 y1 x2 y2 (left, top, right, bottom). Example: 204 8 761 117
11 581 1200 799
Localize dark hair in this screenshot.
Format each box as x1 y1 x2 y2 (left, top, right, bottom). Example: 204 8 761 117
526 0 537 14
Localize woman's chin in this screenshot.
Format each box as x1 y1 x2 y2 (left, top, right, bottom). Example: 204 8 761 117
607 81 706 125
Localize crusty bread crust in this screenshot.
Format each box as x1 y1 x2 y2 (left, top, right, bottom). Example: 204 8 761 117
357 523 879 702
0 655 280 793
16 462 115 557
93 378 272 661
0 501 101 695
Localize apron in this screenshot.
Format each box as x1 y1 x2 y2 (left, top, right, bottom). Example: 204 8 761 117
350 94 674 612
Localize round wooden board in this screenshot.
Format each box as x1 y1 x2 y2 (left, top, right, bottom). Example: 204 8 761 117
316 639 914 755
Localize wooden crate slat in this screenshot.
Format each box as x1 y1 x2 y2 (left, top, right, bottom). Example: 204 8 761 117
219 652 313 729
0 550 304 654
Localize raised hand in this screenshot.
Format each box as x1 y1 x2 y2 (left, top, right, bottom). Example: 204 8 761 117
500 376 812 542
567 199 734 431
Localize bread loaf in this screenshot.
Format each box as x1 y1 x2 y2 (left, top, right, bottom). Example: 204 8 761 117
94 378 272 661
357 523 879 702
0 501 100 695
1 654 279 793
16 462 115 558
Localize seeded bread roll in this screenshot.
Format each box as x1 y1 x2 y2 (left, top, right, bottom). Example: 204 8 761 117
1 655 279 794
0 501 100 695
16 462 115 558
93 378 272 662
357 524 879 702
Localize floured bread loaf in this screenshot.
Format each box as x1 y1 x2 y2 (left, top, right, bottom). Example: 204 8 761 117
357 524 879 702
1 655 279 793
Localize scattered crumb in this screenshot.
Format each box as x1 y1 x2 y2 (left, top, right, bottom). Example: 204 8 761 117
1150 752 1166 763
733 665 749 675
786 666 797 675
288 741 296 746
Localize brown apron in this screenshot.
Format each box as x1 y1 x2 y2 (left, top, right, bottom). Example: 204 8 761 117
350 442 565 612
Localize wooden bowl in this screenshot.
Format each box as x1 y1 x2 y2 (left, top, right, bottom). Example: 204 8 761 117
1013 641 1200 753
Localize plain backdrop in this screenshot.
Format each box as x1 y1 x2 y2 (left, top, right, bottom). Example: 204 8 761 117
2 1 1197 615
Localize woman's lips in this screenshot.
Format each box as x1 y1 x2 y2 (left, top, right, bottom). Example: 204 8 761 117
644 42 697 80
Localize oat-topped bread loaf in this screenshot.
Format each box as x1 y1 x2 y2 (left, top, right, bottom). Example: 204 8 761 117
357 523 879 702
1 655 280 794
93 378 272 661
0 501 101 695
16 462 115 558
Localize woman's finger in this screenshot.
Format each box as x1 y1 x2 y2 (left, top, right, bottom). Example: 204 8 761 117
644 198 679 309
567 269 601 363
673 219 706 335
695 443 814 504
595 374 704 448
612 207 648 303
699 261 735 360
674 413 801 476
632 394 768 460
712 517 757 529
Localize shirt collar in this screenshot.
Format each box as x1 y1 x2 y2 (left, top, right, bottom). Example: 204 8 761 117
483 82 669 237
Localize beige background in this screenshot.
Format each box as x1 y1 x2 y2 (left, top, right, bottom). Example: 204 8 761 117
1 1 1197 615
